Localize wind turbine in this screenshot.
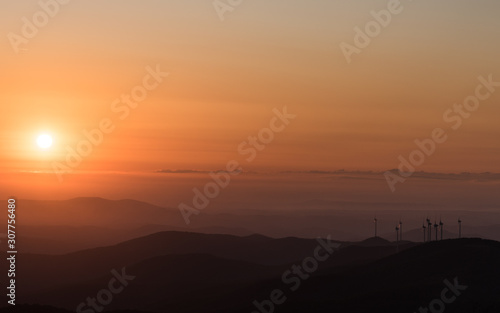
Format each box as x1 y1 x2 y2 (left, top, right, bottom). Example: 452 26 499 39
373 217 378 238
422 221 427 242
439 219 444 240
458 218 462 239
395 225 400 252
426 218 432 241
399 219 403 241
434 221 439 241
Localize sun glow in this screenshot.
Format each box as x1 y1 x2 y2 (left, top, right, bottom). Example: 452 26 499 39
36 134 53 149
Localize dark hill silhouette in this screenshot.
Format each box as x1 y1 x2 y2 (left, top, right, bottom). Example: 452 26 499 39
16 231 336 296
6 198 500 246
8 230 500 313
380 227 484 242
0 305 153 313
15 224 255 254
355 236 392 246
24 254 283 312
272 238 500 313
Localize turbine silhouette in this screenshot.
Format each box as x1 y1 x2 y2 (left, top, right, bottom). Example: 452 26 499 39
422 220 427 242
399 219 403 241
395 225 400 253
439 219 444 241
426 218 432 242
458 218 462 239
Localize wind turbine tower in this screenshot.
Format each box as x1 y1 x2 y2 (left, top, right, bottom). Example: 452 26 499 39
426 218 432 241
395 225 400 252
374 217 378 237
439 219 444 241
399 219 403 241
422 221 427 242
458 218 462 239
434 221 439 241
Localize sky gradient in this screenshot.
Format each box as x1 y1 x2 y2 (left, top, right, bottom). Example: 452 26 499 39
1 1 500 198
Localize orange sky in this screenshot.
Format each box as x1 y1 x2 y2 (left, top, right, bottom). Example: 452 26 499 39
1 0 500 184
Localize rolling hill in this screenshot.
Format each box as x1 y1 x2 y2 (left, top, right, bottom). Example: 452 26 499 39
3 230 499 313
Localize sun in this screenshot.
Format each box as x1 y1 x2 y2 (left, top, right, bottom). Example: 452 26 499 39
36 134 53 149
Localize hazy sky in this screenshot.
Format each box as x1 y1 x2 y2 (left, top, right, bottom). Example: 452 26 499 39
1 0 500 180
